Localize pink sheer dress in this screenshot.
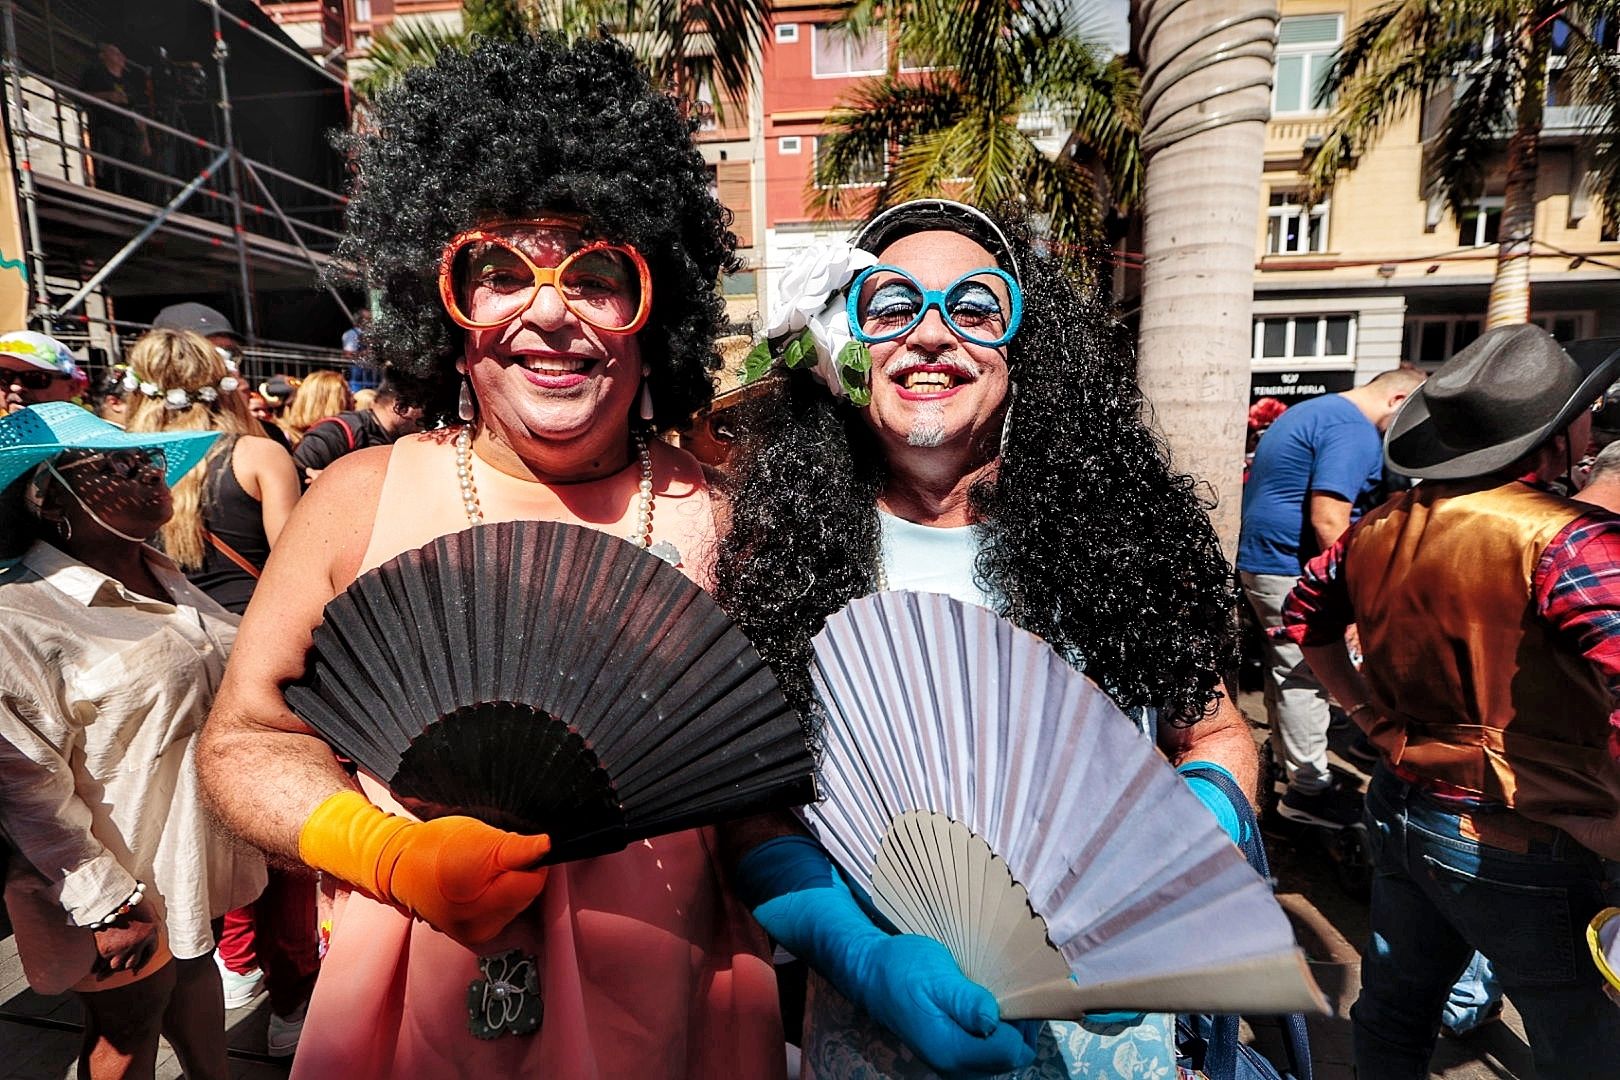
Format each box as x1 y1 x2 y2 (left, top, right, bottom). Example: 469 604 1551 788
291 432 786 1080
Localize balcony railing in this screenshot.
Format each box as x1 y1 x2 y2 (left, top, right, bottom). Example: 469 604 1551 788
9 67 346 254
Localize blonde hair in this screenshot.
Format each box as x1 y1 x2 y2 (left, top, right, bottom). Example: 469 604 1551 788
280 369 353 444
123 328 259 569
352 387 378 412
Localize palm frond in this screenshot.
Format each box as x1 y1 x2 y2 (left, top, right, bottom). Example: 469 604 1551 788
1432 60 1519 219
964 110 1037 209
1030 46 1142 210
623 0 770 105
1561 14 1620 226
823 0 1129 238
1020 145 1107 247
809 78 966 218
354 18 471 101
888 123 981 200
1307 0 1517 202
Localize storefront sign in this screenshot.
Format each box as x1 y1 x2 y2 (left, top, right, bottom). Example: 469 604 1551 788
1250 368 1355 404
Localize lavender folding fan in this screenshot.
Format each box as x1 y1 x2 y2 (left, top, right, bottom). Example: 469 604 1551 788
802 590 1326 1017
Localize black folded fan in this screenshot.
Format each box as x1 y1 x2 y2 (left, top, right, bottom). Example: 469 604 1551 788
285 520 818 864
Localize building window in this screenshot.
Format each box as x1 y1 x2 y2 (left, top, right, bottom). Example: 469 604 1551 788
778 135 802 155
1253 314 1356 361
775 24 799 44
1458 196 1503 246
1532 311 1594 342
722 270 758 297
1273 15 1341 115
1266 192 1329 254
1407 312 1592 366
813 136 886 187
353 0 371 22
1407 316 1482 367
812 25 886 78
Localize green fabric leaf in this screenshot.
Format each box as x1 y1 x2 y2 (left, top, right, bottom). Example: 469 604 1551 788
837 340 873 405
742 339 774 384
781 329 815 370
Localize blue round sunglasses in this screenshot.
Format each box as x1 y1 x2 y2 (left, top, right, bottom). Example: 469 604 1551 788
846 265 1023 348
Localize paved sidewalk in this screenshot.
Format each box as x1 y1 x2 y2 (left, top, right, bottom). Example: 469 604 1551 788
0 934 288 1080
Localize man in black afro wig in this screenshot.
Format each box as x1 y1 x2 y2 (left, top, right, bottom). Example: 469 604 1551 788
338 32 737 427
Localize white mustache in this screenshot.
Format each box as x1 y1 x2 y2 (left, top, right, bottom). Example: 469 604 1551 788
881 351 984 381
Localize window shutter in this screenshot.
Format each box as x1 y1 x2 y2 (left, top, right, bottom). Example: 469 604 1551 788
718 162 753 242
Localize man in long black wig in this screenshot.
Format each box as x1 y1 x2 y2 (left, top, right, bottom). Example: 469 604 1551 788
718 200 1259 1077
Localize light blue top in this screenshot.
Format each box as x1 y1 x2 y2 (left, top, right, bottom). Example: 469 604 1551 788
877 510 997 610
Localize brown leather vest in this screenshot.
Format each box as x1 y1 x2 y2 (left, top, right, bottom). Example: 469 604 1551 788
1344 480 1620 815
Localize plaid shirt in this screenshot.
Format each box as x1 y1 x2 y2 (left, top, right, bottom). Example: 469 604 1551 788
1280 482 1620 762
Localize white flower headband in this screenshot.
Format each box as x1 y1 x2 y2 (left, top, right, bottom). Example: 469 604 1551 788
744 240 878 404
123 357 242 410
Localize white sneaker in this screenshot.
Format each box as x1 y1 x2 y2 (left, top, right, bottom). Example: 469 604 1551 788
213 950 264 1010
267 1002 308 1059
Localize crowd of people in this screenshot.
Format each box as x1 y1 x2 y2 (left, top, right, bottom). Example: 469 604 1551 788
0 28 1616 1080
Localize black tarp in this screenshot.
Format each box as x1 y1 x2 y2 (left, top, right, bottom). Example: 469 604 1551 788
14 0 348 199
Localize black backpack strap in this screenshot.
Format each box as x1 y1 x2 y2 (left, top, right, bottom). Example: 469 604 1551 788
1177 764 1314 1080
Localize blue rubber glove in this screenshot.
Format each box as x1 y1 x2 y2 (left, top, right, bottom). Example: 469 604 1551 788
735 834 1036 1080
1177 760 1251 847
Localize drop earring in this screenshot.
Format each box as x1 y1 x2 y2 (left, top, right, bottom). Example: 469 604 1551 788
458 377 475 422
639 365 654 422
998 384 1018 456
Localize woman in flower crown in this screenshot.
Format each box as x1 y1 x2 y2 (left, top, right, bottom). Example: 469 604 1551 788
123 328 301 615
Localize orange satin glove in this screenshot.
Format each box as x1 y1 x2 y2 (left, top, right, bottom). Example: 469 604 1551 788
298 790 551 946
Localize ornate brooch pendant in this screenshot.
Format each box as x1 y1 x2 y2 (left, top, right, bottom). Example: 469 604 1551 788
467 948 541 1040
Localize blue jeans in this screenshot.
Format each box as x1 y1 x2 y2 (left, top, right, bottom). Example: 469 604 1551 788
1354 765 1620 1078
1442 952 1500 1034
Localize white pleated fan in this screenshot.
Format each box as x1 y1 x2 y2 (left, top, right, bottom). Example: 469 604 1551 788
803 591 1325 1018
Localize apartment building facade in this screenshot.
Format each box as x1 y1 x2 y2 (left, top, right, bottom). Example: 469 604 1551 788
255 0 1618 399
1252 0 1620 403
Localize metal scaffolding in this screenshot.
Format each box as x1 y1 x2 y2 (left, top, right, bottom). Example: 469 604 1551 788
0 0 356 377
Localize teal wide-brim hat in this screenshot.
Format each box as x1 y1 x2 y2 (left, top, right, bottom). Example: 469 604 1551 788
0 401 219 491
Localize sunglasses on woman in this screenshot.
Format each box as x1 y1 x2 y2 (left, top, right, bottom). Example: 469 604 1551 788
4 368 67 391
438 221 653 335
847 265 1023 349
56 448 167 480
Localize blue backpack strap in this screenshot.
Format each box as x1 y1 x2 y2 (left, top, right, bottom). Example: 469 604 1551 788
1177 764 1313 1080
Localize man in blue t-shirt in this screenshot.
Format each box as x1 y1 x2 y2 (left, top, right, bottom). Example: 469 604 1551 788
1238 367 1424 827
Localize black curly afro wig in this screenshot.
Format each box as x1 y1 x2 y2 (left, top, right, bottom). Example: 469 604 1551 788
337 32 736 426
714 210 1239 728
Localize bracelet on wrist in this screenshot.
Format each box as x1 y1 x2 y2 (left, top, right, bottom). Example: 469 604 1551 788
1347 701 1375 718
88 881 145 930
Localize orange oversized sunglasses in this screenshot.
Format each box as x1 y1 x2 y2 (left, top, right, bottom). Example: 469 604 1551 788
437 219 654 335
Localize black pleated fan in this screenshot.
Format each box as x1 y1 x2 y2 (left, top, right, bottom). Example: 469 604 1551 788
285 520 818 864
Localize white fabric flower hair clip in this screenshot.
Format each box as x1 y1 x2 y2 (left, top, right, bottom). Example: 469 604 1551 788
126 370 242 410
745 240 879 405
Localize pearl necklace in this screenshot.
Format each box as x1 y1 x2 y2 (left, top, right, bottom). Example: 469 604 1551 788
455 425 681 565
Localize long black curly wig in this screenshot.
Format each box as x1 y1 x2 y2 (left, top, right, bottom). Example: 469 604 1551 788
713 212 1239 727
337 33 736 426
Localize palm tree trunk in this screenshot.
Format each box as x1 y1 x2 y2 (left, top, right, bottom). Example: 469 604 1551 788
1484 26 1548 329
1133 0 1277 556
